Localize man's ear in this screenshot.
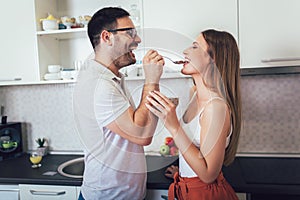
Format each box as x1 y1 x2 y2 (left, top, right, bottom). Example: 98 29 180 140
101 30 113 46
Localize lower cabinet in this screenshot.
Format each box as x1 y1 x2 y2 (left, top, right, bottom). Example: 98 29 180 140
145 189 168 200
0 184 19 200
19 184 78 200
236 193 247 200
76 186 81 198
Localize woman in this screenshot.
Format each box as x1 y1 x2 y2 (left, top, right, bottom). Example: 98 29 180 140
145 29 241 200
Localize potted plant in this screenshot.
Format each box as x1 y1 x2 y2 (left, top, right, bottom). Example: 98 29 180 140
35 137 48 156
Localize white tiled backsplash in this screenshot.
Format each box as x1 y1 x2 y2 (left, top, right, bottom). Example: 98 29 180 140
0 74 299 153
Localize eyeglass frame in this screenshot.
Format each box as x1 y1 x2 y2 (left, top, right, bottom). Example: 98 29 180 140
107 27 138 39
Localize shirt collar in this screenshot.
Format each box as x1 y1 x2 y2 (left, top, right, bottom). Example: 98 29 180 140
89 59 124 82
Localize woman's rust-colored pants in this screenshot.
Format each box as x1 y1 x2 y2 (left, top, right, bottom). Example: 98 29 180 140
168 172 238 200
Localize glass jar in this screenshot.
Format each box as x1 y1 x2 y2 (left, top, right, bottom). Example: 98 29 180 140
129 4 140 28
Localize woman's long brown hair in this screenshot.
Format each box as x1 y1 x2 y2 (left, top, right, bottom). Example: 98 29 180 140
202 29 242 166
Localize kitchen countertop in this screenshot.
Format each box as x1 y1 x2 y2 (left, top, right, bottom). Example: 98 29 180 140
0 153 300 197
0 153 178 188
0 154 82 186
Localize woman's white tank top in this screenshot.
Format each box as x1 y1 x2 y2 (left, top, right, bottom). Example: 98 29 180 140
179 96 232 178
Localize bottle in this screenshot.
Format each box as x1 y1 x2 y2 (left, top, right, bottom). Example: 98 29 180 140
129 4 140 28
136 60 143 76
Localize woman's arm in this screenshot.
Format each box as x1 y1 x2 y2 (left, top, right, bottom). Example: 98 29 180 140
146 91 231 183
176 100 230 182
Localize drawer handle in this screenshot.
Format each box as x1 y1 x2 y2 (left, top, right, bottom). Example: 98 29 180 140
0 77 22 82
30 190 66 196
161 195 168 200
261 57 300 63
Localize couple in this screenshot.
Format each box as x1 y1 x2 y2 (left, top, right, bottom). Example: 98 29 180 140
73 7 241 200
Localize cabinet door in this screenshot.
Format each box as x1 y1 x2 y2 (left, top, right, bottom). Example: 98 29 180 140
142 0 238 64
0 0 39 83
143 0 238 40
239 0 300 68
0 185 19 200
19 184 77 200
145 189 168 200
76 186 81 199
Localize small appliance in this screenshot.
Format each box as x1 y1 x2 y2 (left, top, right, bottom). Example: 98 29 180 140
0 122 23 161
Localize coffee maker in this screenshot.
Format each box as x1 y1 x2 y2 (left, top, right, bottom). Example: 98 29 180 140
0 122 23 161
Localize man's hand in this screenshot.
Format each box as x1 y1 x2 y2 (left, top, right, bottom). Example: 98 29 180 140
143 50 165 84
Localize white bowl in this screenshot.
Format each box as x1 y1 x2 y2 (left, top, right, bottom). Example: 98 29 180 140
48 65 61 73
42 19 58 31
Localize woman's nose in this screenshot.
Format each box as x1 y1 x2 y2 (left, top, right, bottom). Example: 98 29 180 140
183 48 188 56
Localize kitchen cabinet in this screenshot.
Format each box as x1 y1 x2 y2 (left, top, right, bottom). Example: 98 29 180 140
145 189 168 200
0 0 143 86
145 190 247 200
76 186 81 198
142 0 238 56
0 0 39 84
239 0 300 68
0 184 19 200
19 184 78 200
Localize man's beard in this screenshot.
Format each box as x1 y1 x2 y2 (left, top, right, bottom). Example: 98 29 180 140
113 52 136 69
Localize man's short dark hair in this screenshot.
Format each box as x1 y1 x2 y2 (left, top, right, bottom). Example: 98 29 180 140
88 7 130 49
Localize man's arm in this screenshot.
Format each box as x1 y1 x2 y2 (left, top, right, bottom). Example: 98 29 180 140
106 50 164 146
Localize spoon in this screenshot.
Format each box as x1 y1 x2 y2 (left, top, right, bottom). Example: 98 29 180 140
163 56 188 64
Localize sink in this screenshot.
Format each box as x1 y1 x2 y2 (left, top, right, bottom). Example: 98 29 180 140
57 157 84 178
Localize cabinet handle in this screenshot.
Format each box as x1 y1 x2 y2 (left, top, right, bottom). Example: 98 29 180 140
0 189 20 192
161 195 168 200
29 190 66 196
0 77 22 82
261 57 300 63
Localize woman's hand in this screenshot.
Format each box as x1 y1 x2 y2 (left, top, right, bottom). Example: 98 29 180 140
165 165 179 179
145 91 180 134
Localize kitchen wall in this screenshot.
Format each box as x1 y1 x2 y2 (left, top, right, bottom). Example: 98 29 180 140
239 73 300 153
0 73 299 153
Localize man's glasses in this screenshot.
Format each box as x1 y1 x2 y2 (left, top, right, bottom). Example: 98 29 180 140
107 27 138 39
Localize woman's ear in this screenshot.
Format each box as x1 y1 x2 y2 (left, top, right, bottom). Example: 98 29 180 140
100 30 113 46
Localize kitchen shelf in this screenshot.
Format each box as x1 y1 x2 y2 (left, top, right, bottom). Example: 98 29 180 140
36 28 88 40
0 74 190 86
0 79 76 86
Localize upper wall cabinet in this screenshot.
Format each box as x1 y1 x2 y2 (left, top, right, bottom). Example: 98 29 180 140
142 0 238 58
0 0 39 84
239 0 300 68
1 0 142 85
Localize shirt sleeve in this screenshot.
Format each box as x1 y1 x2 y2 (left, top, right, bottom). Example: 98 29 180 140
94 78 130 127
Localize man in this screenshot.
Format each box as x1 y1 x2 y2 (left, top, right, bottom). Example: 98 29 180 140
73 7 165 200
